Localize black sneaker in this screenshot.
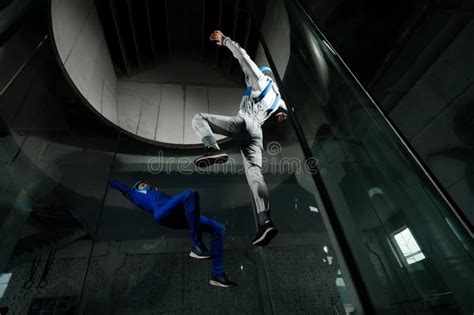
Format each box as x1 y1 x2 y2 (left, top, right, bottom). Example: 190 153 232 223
189 244 212 259
252 221 278 246
194 147 229 168
210 273 236 288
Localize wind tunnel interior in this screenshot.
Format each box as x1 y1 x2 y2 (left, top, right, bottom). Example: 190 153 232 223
4 0 472 313
0 0 352 314
51 0 270 146
95 0 257 78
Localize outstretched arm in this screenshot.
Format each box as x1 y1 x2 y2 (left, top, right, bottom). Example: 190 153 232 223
210 30 263 86
109 179 132 197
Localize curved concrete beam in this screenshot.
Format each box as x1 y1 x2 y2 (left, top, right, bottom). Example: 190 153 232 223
51 0 118 125
50 0 242 146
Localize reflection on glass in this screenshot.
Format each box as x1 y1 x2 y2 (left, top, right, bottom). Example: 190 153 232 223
392 227 426 265
0 27 118 313
0 274 12 299
309 205 319 213
336 270 355 314
267 0 474 313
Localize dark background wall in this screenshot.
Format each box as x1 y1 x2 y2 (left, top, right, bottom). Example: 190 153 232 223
301 0 474 229
371 0 474 228
0 0 13 11
301 0 428 85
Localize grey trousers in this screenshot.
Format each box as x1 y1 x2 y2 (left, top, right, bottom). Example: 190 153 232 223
192 113 270 223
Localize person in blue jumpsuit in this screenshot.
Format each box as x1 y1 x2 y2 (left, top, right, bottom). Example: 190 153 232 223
109 179 236 288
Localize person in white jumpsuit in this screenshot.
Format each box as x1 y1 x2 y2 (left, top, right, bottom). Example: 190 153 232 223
192 30 289 246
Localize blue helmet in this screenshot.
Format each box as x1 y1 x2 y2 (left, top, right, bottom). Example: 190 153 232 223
132 180 151 191
259 66 273 78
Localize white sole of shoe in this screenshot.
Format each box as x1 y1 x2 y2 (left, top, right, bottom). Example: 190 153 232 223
196 152 228 160
209 280 234 288
195 154 229 167
252 227 277 245
189 251 211 259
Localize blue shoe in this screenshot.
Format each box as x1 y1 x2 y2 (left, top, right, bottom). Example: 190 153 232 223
189 244 212 259
210 273 236 288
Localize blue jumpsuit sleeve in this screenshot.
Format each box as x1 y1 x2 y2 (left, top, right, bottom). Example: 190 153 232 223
109 179 132 197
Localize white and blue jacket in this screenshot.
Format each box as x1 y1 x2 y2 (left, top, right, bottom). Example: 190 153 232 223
222 35 287 125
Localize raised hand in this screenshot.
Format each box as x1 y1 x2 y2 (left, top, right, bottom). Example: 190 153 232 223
209 30 223 46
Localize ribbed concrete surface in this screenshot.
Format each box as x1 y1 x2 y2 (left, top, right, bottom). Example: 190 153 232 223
117 81 242 145
51 0 243 146
51 0 119 129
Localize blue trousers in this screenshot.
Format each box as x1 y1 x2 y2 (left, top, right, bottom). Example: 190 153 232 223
158 190 224 277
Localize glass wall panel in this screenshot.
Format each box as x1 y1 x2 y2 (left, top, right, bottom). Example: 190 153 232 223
259 0 474 313
0 39 118 314
76 131 353 314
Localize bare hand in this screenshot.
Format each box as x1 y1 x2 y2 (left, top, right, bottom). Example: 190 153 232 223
276 112 288 124
209 30 223 46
